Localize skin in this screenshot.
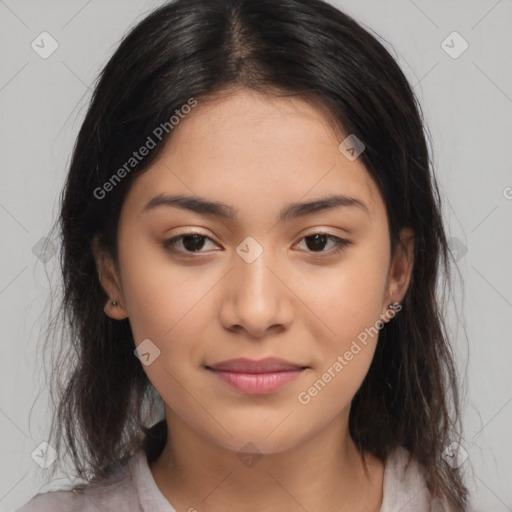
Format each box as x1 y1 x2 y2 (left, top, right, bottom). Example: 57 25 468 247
93 87 414 512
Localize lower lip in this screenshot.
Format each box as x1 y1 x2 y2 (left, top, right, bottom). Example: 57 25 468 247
208 369 304 395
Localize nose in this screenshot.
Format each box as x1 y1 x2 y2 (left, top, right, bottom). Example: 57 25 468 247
218 248 294 338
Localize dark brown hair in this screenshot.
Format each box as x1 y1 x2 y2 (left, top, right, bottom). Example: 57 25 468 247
41 0 469 509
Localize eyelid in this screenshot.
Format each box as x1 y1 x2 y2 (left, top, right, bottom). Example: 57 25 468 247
164 227 217 242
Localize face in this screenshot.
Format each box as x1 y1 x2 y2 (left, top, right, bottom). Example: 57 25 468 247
96 88 413 455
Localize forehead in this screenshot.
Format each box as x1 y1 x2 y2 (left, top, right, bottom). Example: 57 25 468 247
123 88 385 224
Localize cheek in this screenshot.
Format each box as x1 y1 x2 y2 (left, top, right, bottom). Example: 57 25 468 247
118 238 214 393
297 271 384 411
118 232 201 340
297 247 388 338
295 246 388 395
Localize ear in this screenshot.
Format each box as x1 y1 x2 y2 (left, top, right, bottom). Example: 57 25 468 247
382 227 414 317
91 235 128 320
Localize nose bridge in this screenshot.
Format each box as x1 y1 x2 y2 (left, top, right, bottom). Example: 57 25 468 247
220 236 292 335
234 241 279 311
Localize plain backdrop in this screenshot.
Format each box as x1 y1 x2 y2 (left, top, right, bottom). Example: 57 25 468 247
1 0 511 510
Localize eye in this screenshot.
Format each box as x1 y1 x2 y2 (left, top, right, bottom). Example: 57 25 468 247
295 232 352 256
163 233 219 254
163 231 351 256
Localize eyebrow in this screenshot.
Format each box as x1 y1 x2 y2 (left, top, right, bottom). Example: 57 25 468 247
143 193 371 222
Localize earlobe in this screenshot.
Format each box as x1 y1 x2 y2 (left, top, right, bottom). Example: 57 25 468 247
103 298 128 320
91 235 129 320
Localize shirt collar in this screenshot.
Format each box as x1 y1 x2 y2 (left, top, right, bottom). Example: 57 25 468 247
129 449 177 512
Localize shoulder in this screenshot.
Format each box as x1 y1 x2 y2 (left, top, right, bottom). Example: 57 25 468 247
15 457 141 512
15 489 98 512
380 446 448 512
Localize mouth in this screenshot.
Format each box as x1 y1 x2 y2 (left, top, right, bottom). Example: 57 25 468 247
206 357 308 373
205 357 309 395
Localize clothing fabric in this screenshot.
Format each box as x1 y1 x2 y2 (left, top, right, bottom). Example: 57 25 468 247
16 446 440 511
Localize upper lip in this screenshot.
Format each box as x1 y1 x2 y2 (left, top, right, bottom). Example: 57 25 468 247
206 357 307 373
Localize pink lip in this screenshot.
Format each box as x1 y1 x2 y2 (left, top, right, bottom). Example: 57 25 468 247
208 369 304 395
207 357 306 373
206 357 308 395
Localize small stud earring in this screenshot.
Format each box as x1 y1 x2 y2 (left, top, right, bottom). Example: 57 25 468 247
104 300 119 312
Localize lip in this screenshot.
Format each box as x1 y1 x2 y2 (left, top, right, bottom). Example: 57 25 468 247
205 358 308 395
206 357 307 373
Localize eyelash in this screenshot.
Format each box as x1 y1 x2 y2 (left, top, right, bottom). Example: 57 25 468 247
163 232 352 257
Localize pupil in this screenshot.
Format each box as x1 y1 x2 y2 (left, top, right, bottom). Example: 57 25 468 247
183 234 205 251
306 234 327 252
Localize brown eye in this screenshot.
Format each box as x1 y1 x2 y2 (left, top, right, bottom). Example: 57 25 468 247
180 234 207 252
297 233 351 255
163 233 218 254
304 234 329 252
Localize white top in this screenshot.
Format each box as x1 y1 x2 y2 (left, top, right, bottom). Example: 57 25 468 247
16 446 442 511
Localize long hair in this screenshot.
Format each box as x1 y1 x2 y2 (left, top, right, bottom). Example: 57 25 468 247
42 0 468 509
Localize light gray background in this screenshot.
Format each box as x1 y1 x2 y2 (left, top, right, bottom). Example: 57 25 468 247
1 0 511 510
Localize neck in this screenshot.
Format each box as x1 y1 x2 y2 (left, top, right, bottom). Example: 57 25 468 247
149 408 384 512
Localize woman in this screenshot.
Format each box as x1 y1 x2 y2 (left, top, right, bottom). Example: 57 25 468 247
17 0 469 510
